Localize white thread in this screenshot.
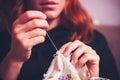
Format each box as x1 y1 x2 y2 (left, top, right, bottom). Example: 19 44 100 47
46 32 58 51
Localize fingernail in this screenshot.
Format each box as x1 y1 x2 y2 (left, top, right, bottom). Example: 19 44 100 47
44 15 47 19
71 60 75 65
56 51 60 54
59 49 64 54
63 52 68 57
71 59 77 65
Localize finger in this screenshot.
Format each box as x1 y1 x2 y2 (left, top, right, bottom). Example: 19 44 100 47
13 10 47 25
71 46 85 65
78 53 100 77
62 40 84 57
59 42 72 54
25 19 49 31
83 45 96 55
14 19 49 33
25 28 47 39
29 36 45 47
78 53 99 68
71 44 96 65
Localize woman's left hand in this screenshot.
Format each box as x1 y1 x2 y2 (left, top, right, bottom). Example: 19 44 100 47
59 40 100 78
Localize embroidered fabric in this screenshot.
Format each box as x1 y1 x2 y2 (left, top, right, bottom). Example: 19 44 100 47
43 51 89 80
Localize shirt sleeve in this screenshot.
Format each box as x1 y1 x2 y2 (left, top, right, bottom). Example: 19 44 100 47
88 30 120 80
0 77 3 80
0 31 11 62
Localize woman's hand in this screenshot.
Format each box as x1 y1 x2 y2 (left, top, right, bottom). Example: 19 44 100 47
59 40 100 78
0 10 49 80
9 10 49 62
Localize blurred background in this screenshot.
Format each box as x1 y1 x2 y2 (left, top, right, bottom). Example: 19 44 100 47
80 0 120 77
80 0 120 26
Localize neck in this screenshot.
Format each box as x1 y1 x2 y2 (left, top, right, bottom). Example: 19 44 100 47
47 18 60 31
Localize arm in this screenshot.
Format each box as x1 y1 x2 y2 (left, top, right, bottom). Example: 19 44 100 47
99 43 119 80
89 30 120 80
0 10 48 80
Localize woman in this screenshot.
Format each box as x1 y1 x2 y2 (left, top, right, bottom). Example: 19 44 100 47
0 0 119 80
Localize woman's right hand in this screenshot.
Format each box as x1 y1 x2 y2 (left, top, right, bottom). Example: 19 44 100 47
0 10 49 80
9 10 49 62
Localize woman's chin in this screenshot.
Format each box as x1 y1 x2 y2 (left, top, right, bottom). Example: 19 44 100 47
44 12 59 19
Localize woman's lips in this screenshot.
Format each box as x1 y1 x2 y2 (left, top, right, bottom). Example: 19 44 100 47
40 1 58 8
41 1 57 5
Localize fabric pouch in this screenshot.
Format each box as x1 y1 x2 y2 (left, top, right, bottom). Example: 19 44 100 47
43 51 90 80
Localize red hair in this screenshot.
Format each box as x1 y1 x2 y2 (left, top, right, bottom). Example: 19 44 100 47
0 0 25 32
0 0 94 43
61 0 94 43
